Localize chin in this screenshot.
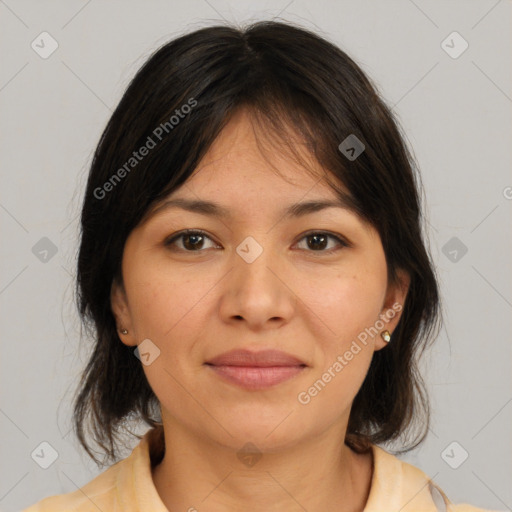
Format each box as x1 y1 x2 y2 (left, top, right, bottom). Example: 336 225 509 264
214 414 307 451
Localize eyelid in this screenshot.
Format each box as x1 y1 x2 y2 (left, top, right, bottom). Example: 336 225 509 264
164 229 220 249
297 229 351 249
164 229 351 253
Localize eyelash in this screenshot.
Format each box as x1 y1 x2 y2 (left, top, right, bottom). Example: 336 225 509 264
164 229 350 255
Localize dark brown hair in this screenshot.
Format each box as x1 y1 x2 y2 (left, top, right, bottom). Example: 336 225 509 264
73 20 442 466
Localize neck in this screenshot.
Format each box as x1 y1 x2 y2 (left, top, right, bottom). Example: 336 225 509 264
151 419 373 512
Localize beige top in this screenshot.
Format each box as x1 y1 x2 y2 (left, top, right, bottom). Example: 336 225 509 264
22 427 495 511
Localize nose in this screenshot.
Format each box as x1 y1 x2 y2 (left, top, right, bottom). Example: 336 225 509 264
218 236 296 331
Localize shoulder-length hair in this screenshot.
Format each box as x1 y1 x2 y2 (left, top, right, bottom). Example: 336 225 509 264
73 20 441 466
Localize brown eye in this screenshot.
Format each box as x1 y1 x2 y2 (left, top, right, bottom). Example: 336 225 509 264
295 232 348 253
164 230 349 254
165 230 218 252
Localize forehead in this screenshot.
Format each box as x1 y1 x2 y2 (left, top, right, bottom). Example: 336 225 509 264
141 107 372 232
182 108 341 198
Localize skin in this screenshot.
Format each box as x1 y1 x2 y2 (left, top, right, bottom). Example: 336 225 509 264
111 108 410 512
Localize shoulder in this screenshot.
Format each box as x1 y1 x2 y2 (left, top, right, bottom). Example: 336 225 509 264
20 459 123 512
367 444 499 512
21 428 166 512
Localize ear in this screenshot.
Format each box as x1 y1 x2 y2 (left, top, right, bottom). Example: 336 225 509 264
110 277 137 347
374 268 410 351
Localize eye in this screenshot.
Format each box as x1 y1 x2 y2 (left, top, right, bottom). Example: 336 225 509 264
295 231 349 254
164 229 349 254
164 229 219 252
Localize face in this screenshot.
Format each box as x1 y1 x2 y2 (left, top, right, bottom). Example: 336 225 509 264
111 108 409 453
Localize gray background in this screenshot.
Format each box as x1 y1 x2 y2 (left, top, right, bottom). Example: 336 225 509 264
1 1 511 511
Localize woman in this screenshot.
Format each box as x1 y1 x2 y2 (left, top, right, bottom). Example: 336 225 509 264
23 20 494 512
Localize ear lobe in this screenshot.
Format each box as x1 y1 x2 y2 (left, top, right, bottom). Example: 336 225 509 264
110 279 136 346
374 269 410 351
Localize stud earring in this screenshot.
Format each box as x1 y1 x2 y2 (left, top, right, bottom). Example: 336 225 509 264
380 330 391 343
120 329 128 335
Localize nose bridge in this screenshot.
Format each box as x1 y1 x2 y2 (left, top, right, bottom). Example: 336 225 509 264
235 234 267 267
233 234 279 290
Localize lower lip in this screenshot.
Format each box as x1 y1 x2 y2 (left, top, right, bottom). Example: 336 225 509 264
206 365 306 390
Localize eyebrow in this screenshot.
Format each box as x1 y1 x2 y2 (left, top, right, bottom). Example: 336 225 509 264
147 195 359 221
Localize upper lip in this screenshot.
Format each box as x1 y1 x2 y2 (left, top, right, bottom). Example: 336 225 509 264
205 349 307 367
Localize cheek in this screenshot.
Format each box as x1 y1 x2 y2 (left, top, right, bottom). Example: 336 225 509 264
295 271 384 418
124 264 212 392
123 249 209 335
298 264 386 346
124 274 172 338
123 257 223 380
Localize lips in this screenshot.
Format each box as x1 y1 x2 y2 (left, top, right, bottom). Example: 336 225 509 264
204 349 307 390
205 349 307 368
